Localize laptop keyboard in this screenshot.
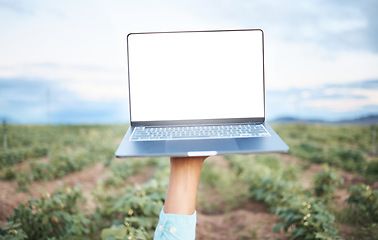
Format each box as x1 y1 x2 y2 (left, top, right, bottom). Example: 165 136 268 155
130 123 270 141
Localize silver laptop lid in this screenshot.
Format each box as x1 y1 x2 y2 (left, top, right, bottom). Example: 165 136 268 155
127 29 265 126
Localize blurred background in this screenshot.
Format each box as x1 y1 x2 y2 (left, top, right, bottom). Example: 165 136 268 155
1 0 377 124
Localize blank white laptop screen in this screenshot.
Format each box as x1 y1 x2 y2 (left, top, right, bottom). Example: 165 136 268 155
128 30 264 122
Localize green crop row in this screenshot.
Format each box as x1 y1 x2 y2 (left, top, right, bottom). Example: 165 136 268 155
0 125 124 168
2 154 376 239
274 124 378 180
228 154 341 240
1 157 170 240
0 146 49 168
102 157 159 188
11 145 115 191
273 124 376 152
0 125 125 190
341 184 378 239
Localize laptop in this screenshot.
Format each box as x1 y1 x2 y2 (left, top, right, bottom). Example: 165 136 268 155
115 29 289 158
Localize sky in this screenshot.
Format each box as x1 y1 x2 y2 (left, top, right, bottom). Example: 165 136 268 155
0 0 377 124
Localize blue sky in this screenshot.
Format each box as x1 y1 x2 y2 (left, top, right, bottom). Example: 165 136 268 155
0 0 377 124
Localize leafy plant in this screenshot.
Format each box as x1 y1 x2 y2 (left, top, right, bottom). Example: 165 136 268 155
275 198 339 240
15 173 31 192
0 224 28 240
0 150 26 168
228 154 340 240
366 160 378 181
0 167 16 180
312 164 343 203
98 165 169 239
101 224 149 240
329 147 367 172
343 184 378 239
103 158 153 188
1 186 90 240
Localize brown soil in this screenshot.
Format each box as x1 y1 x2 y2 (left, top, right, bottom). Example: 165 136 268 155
196 198 286 240
195 155 287 240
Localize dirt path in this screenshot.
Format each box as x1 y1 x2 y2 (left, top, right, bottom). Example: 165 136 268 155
195 156 286 240
196 202 285 240
0 161 156 227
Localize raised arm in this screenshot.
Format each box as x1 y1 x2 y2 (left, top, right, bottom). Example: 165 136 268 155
154 156 207 240
164 156 207 214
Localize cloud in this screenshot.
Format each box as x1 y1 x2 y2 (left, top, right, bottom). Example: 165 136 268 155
0 77 129 124
328 79 378 89
0 0 33 14
266 79 378 120
243 1 376 52
0 62 127 102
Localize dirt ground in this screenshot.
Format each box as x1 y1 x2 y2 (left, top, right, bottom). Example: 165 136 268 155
0 154 374 239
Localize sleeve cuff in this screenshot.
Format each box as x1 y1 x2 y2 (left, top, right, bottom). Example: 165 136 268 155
154 207 197 240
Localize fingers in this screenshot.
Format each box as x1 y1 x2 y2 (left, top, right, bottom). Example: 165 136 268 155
170 156 208 162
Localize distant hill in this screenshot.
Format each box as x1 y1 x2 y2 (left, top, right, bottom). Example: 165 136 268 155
273 114 378 125
336 115 378 125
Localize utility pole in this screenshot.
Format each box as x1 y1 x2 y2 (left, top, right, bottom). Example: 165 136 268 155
373 125 377 156
2 119 7 151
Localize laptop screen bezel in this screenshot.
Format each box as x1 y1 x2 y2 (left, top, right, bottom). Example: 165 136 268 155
126 29 266 127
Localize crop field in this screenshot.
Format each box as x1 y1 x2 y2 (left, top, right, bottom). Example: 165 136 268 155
0 123 377 240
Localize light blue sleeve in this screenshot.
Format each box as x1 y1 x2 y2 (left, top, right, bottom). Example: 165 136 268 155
153 207 197 240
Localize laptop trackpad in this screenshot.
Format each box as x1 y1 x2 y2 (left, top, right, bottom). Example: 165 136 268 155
165 139 239 156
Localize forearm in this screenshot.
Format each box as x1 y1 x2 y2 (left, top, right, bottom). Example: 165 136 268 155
164 156 206 215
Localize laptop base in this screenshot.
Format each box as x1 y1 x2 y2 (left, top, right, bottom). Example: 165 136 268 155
115 122 289 158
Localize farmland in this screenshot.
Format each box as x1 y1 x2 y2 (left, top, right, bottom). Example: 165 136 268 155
0 123 377 240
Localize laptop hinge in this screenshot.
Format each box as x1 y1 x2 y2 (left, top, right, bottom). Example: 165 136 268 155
131 117 265 127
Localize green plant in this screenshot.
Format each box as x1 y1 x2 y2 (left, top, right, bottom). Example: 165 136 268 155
0 224 28 240
329 147 367 172
312 165 343 203
1 186 90 240
274 198 339 240
0 150 26 167
97 165 169 239
0 167 16 180
228 154 340 240
366 160 378 180
101 224 149 240
15 173 31 192
343 184 378 239
103 158 151 188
